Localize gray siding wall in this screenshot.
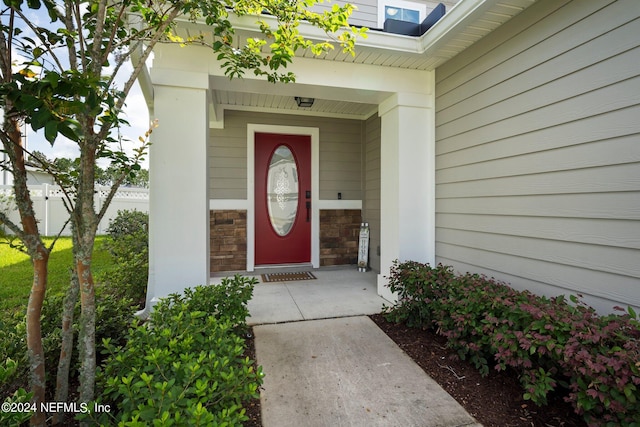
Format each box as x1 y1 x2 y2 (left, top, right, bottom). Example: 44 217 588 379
363 114 381 272
209 110 363 201
312 0 460 29
312 0 377 28
434 0 640 313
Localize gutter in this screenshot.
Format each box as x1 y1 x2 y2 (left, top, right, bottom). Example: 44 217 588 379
418 0 497 56
177 0 509 65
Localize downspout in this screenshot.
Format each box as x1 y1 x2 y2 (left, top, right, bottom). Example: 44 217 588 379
131 54 155 320
129 17 155 320
130 41 154 117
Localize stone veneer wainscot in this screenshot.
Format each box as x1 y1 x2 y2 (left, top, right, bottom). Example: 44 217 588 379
210 210 247 272
319 209 361 267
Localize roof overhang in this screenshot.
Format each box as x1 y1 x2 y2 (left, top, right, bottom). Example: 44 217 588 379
137 0 538 117
191 0 538 71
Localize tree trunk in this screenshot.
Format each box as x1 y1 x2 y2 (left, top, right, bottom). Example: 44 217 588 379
53 269 79 425
75 132 99 412
2 115 49 427
26 251 49 427
77 252 96 407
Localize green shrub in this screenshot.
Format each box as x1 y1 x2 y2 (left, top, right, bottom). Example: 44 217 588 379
88 275 261 426
0 192 13 237
182 275 256 335
382 260 455 328
0 296 66 395
104 209 148 242
100 209 149 305
0 359 33 427
0 290 135 399
383 260 640 426
0 313 27 398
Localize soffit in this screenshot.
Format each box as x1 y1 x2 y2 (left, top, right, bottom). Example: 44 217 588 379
302 0 538 70
212 90 378 120
176 0 538 72
170 0 538 118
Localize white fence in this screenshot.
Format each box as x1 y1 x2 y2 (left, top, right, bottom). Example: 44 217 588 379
0 184 149 236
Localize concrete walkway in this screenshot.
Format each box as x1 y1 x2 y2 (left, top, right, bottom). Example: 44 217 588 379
239 267 482 427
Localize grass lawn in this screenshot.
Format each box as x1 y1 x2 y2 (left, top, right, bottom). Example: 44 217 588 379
0 236 112 317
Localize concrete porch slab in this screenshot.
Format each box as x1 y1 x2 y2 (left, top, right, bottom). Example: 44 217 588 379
249 283 305 324
254 316 482 427
244 268 390 325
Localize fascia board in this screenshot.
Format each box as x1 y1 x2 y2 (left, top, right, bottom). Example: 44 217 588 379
176 12 421 54
177 0 498 59
417 0 492 55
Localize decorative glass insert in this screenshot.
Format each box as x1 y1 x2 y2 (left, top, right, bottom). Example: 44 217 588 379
267 145 299 236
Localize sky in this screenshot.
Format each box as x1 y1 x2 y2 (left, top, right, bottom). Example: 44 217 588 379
26 70 151 169
18 5 152 169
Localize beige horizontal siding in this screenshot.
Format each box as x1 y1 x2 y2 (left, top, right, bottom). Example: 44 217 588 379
210 114 248 199
438 163 640 197
437 246 637 308
438 228 639 278
209 110 363 201
434 0 640 313
438 193 640 220
310 0 377 28
363 114 381 272
437 214 640 249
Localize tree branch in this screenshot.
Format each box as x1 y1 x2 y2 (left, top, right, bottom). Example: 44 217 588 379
4 8 14 80
7 139 76 215
101 1 128 68
0 209 25 239
98 6 182 142
70 0 84 70
14 8 65 72
97 142 151 222
91 0 108 76
46 215 71 252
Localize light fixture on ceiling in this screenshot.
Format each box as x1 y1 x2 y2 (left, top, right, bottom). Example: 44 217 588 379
295 96 315 108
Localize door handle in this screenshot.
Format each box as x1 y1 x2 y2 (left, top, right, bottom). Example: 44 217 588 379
306 201 311 222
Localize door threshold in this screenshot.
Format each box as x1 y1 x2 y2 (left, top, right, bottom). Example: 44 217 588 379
253 263 314 273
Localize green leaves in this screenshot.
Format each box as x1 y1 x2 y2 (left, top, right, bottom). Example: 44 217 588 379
205 0 366 83
87 277 262 426
25 0 40 10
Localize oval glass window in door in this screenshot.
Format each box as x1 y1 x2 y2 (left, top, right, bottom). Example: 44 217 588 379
267 145 299 236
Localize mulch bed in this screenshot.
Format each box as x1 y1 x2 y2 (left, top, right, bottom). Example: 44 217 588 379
370 314 586 427
243 331 262 427
242 315 587 427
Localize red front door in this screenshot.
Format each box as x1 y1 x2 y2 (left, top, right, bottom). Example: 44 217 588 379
255 132 311 265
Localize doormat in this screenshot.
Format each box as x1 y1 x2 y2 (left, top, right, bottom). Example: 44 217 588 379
261 271 316 283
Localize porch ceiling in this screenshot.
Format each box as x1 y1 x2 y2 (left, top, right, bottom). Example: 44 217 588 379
212 89 379 120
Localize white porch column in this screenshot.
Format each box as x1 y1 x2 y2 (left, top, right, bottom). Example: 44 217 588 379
145 71 210 309
377 88 436 302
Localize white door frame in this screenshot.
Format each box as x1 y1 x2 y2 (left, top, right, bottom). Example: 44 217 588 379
247 123 320 271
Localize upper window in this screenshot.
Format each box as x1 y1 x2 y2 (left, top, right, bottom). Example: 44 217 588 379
385 6 420 23
378 0 427 28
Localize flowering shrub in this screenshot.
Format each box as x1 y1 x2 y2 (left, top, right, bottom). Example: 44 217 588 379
383 260 640 426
